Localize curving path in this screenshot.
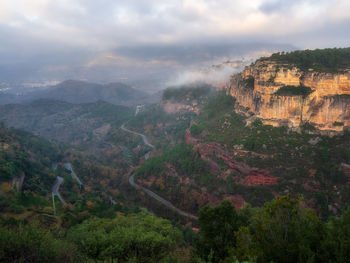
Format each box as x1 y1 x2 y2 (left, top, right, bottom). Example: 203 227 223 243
52 176 65 203
129 174 198 220
121 124 198 220
52 162 82 204
64 162 83 187
121 124 155 148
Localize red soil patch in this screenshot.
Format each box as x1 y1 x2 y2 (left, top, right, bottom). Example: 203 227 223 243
161 102 200 115
185 131 278 186
238 174 278 186
341 163 350 183
184 129 199 144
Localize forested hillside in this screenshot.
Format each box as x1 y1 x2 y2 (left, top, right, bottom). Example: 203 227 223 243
0 80 159 106
0 99 135 162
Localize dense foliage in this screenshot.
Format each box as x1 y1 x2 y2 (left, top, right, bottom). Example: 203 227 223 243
0 210 185 263
195 200 249 262
3 196 350 262
0 123 61 193
0 223 82 262
195 196 350 263
68 212 183 262
260 47 350 72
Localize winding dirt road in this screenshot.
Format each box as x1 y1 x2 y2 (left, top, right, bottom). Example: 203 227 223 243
64 162 83 186
121 124 198 220
129 174 198 220
121 124 155 148
52 162 82 204
52 176 65 203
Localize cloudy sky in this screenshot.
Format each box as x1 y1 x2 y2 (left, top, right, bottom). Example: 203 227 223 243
0 0 349 89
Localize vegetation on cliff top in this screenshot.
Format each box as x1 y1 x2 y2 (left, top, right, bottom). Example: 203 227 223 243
259 47 350 73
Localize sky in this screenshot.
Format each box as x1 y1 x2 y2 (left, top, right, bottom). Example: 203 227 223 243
0 0 349 89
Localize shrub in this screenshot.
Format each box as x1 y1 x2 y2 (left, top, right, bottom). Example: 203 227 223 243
68 213 182 262
274 85 313 98
0 224 82 262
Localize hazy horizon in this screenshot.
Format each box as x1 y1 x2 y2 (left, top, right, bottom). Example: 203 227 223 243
1 0 349 91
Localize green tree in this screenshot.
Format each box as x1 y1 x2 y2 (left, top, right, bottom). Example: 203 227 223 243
68 213 183 262
0 224 82 263
322 207 350 262
195 200 244 263
235 196 324 263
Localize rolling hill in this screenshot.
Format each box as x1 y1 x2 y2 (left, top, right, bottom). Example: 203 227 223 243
0 99 133 153
0 80 161 106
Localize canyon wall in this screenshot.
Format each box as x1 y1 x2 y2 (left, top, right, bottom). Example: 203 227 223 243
227 60 350 132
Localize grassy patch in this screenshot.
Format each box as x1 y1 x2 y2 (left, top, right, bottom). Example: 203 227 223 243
333 121 344 126
274 85 314 98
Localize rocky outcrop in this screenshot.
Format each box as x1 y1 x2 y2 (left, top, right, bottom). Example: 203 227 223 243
227 60 350 132
185 130 278 186
235 174 278 186
161 101 200 115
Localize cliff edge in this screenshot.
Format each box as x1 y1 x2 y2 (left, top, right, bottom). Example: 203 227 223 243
227 48 350 132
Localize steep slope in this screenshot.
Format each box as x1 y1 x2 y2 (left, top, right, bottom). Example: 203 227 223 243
0 124 61 208
227 48 350 132
0 123 138 225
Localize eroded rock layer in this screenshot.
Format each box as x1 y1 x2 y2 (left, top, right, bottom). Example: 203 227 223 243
227 61 350 132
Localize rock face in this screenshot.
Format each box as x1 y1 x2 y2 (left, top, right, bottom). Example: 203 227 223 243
227 60 350 132
161 101 200 115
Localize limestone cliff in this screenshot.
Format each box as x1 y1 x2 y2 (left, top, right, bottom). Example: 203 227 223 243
227 60 350 132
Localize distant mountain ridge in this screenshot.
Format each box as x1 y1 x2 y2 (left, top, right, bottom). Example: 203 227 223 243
0 80 161 106
28 80 154 106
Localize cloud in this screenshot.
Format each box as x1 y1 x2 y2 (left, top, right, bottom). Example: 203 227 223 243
0 0 349 49
0 0 349 87
86 53 181 68
166 49 274 87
